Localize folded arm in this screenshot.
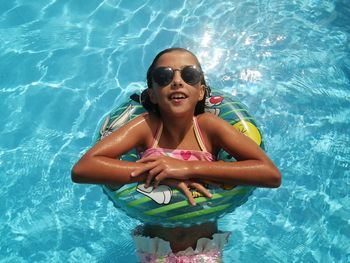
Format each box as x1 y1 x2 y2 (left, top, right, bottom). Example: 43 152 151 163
132 113 281 188
71 115 150 185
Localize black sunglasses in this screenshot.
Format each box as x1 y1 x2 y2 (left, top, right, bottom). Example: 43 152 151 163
152 65 203 87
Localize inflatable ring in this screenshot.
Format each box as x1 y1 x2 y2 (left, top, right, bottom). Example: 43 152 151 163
97 90 264 227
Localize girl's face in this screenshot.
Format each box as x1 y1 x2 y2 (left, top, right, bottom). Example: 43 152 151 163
148 51 205 117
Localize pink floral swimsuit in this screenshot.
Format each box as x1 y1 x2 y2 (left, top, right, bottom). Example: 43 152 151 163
140 116 215 162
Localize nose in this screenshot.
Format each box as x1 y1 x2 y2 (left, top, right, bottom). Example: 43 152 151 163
171 70 183 88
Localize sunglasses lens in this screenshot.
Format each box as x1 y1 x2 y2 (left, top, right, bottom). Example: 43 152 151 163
152 67 174 86
152 66 202 87
181 66 202 85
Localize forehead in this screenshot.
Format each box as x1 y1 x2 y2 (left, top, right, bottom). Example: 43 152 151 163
155 51 198 68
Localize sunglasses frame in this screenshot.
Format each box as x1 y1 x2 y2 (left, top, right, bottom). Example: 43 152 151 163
152 65 203 87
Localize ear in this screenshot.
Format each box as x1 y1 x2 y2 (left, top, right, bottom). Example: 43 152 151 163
148 89 157 104
198 85 206 101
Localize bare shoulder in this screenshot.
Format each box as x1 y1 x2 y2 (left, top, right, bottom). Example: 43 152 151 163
117 112 157 136
197 112 245 146
99 113 155 145
90 112 158 157
196 112 236 151
197 112 232 133
120 112 159 147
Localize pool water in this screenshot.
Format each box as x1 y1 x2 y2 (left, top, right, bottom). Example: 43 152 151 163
1 0 349 262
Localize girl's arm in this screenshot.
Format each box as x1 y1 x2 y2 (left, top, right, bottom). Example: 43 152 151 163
191 113 281 187
71 115 151 185
132 113 281 188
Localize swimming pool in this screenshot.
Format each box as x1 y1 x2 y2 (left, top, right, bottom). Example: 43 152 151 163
0 0 349 262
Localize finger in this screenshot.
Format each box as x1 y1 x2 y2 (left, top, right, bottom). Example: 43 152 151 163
146 167 164 188
153 180 159 189
145 175 153 188
153 171 168 188
178 183 196 206
148 165 163 177
131 166 148 177
145 172 158 188
160 178 177 187
131 162 157 177
145 173 161 188
136 155 159 163
190 182 212 198
199 180 221 187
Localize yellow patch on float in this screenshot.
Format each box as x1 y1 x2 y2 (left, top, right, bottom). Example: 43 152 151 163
233 121 262 146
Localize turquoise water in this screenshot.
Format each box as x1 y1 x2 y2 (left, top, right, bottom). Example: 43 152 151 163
1 0 349 262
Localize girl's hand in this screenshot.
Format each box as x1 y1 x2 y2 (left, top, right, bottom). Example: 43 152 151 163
162 179 212 206
131 155 192 188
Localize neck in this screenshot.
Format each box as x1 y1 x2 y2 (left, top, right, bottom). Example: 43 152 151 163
159 113 194 145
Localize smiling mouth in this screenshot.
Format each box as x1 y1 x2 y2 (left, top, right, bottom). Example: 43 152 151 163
169 93 187 101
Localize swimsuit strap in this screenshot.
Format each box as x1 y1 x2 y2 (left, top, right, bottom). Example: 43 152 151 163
151 120 163 148
152 117 209 152
193 116 209 152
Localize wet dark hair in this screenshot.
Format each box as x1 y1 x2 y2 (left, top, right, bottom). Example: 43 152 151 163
141 48 211 116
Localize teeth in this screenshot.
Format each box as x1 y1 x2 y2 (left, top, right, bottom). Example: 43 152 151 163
170 93 186 99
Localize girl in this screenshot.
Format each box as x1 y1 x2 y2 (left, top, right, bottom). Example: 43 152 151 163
71 48 281 262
